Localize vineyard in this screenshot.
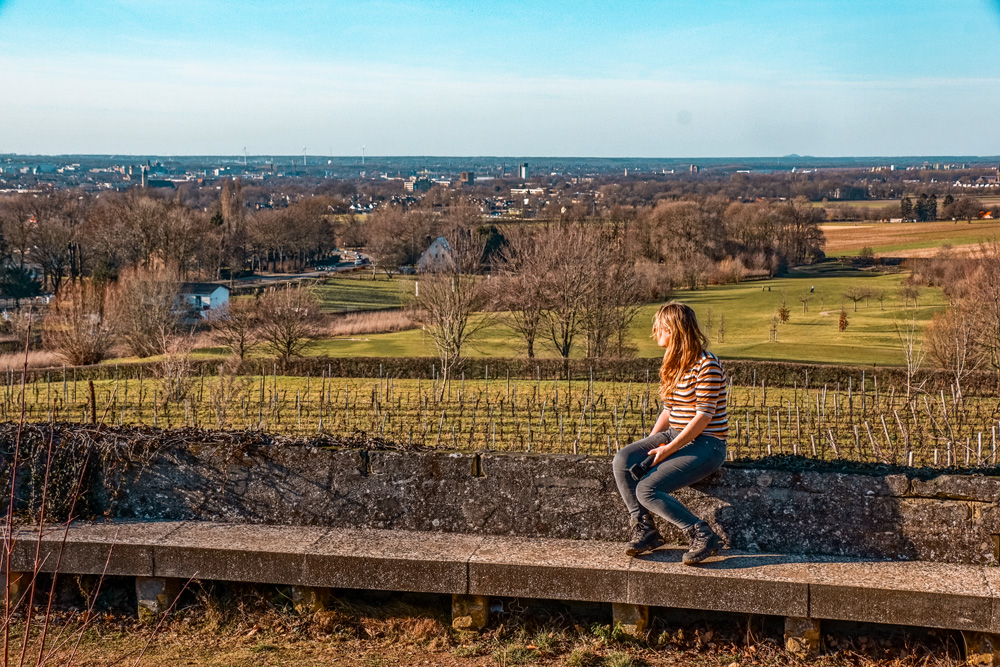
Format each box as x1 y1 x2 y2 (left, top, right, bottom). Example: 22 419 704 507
5 364 1000 469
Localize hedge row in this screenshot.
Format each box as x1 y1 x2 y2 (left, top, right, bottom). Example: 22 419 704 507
15 355 1000 396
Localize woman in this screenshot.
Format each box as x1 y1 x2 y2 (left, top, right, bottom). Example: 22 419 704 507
612 302 728 565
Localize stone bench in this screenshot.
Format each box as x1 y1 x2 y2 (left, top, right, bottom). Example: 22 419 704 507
4 520 1000 661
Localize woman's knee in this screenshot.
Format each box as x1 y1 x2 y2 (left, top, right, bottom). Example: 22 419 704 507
635 478 657 506
611 448 630 473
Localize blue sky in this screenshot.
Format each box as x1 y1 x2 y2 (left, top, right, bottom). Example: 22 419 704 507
2 0 999 156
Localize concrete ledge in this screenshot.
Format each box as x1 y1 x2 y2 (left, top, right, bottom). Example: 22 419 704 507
628 551 811 617
7 520 1000 636
302 528 482 594
469 536 630 603
152 523 329 585
4 520 185 577
808 561 994 632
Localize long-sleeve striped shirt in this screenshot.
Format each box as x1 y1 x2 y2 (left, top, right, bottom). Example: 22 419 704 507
663 350 728 440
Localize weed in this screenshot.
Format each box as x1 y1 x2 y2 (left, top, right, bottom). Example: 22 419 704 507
566 646 601 666
491 645 537 665
603 651 641 667
590 622 628 645
249 641 279 653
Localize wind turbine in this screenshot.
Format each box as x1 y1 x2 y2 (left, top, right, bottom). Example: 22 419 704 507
303 147 307 166
243 147 247 166
361 145 365 166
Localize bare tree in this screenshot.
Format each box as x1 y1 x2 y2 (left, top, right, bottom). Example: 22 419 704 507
925 305 980 400
365 208 436 279
493 228 546 358
207 299 259 360
43 281 114 365
898 283 921 309
413 229 491 386
582 240 644 358
107 268 181 358
870 288 887 311
256 284 322 363
893 315 926 400
538 225 599 360
843 285 869 312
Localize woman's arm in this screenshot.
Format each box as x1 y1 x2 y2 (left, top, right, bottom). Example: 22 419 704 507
650 408 670 437
649 412 711 465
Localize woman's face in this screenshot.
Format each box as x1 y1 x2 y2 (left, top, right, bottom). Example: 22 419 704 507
653 321 672 348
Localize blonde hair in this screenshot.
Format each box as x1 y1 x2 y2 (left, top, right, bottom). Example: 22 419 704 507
654 302 708 400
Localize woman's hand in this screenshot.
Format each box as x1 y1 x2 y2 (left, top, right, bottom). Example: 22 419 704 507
649 444 673 466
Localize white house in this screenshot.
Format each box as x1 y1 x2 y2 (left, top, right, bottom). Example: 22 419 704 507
178 282 230 318
417 236 452 273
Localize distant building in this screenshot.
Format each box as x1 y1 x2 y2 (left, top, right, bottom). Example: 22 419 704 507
404 177 432 192
417 236 452 272
519 163 528 179
459 171 475 185
689 164 699 174
177 282 230 318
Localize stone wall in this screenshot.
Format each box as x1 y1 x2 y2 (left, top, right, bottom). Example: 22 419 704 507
5 425 998 565
109 443 1000 565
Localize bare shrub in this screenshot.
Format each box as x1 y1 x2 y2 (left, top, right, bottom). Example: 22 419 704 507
207 299 259 360
42 282 114 366
256 284 322 363
925 306 981 396
633 259 674 302
107 268 181 358
327 310 415 337
156 334 196 402
710 257 748 285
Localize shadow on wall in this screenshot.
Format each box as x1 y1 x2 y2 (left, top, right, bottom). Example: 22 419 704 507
683 466 933 563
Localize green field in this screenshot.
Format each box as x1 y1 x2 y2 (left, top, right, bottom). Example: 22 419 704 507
301 264 945 367
314 273 415 312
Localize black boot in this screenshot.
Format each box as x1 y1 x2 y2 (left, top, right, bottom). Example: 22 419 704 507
682 521 723 565
625 515 665 557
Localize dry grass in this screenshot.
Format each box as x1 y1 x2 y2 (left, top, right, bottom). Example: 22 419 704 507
0 349 61 372
326 309 416 337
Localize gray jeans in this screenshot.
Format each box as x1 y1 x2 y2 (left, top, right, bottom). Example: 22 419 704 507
611 428 727 530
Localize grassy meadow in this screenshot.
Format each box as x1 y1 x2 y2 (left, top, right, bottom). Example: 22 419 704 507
297 264 945 367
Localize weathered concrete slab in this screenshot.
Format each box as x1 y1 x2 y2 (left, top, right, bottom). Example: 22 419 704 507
808 560 992 631
627 550 811 617
468 536 630 603
3 520 184 577
302 528 483 594
974 566 1000 633
152 523 328 585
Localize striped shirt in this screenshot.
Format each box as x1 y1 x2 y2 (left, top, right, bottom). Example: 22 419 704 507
663 350 728 440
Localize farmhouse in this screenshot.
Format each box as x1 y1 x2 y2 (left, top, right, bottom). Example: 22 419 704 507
177 282 230 318
417 236 452 272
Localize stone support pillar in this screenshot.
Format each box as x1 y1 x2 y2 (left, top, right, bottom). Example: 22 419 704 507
451 594 489 631
963 631 1000 666
784 616 821 658
4 571 27 609
135 576 182 622
612 603 650 636
292 586 330 614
